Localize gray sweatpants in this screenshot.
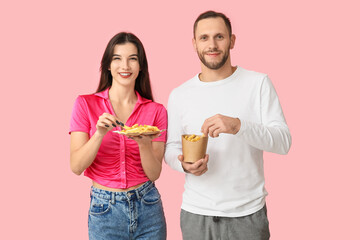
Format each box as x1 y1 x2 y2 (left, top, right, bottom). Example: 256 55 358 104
180 205 270 240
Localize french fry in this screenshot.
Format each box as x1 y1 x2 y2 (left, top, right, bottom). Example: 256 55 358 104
120 124 160 134
184 134 201 142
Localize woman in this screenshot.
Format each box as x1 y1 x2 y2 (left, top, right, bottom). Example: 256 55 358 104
69 32 167 239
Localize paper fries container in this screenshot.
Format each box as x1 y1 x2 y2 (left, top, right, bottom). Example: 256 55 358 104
182 135 208 163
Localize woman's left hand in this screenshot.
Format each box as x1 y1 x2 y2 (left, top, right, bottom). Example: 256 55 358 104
127 132 162 146
130 132 165 182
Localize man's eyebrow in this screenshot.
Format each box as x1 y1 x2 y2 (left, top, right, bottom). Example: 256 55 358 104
215 33 225 37
199 32 224 36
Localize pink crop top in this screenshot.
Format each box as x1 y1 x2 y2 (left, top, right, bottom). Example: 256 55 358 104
69 88 167 188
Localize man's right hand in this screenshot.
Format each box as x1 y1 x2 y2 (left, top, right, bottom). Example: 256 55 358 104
178 154 209 176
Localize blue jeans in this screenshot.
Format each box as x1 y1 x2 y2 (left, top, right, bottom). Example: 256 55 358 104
88 181 166 240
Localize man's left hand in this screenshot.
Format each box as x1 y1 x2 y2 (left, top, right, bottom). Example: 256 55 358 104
201 114 241 137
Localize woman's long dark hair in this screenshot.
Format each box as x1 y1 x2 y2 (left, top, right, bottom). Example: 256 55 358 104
96 32 153 101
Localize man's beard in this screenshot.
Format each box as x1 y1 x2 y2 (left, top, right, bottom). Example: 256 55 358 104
197 46 230 70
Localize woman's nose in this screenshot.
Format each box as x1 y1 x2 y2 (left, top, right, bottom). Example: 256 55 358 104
121 60 130 70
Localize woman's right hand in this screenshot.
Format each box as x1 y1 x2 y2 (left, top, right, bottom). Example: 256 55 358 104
96 113 122 136
70 112 121 175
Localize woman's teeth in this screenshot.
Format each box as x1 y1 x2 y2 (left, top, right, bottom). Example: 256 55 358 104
120 73 131 76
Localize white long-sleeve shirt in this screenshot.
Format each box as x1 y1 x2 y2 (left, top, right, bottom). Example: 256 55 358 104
165 66 291 217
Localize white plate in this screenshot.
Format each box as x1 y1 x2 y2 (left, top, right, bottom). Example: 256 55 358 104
113 129 166 136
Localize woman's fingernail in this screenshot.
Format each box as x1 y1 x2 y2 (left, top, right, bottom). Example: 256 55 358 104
116 120 121 125
105 124 110 128
112 124 116 127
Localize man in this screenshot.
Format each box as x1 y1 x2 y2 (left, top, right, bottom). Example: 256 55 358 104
165 10 291 240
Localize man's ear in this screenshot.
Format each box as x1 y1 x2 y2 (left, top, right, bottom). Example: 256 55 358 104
230 34 236 49
192 38 197 51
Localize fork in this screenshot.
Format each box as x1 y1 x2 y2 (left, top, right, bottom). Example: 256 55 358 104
116 121 125 129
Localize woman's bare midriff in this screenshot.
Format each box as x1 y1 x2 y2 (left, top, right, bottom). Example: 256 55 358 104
92 181 146 192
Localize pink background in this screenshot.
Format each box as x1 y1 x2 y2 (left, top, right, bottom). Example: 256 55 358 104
1 0 359 239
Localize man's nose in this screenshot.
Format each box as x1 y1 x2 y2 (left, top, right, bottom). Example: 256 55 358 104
208 38 218 50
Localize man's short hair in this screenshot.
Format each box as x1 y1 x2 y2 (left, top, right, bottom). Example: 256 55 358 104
193 10 232 38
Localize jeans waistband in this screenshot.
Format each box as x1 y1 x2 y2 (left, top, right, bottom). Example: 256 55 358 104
91 181 154 203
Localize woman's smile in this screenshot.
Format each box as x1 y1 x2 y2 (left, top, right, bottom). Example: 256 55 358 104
119 72 132 78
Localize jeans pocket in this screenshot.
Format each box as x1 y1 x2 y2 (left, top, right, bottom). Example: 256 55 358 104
142 186 161 205
89 195 111 215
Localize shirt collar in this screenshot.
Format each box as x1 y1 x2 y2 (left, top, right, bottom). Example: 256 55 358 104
95 88 152 104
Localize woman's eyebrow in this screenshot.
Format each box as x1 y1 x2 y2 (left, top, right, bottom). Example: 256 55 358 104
112 54 138 57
